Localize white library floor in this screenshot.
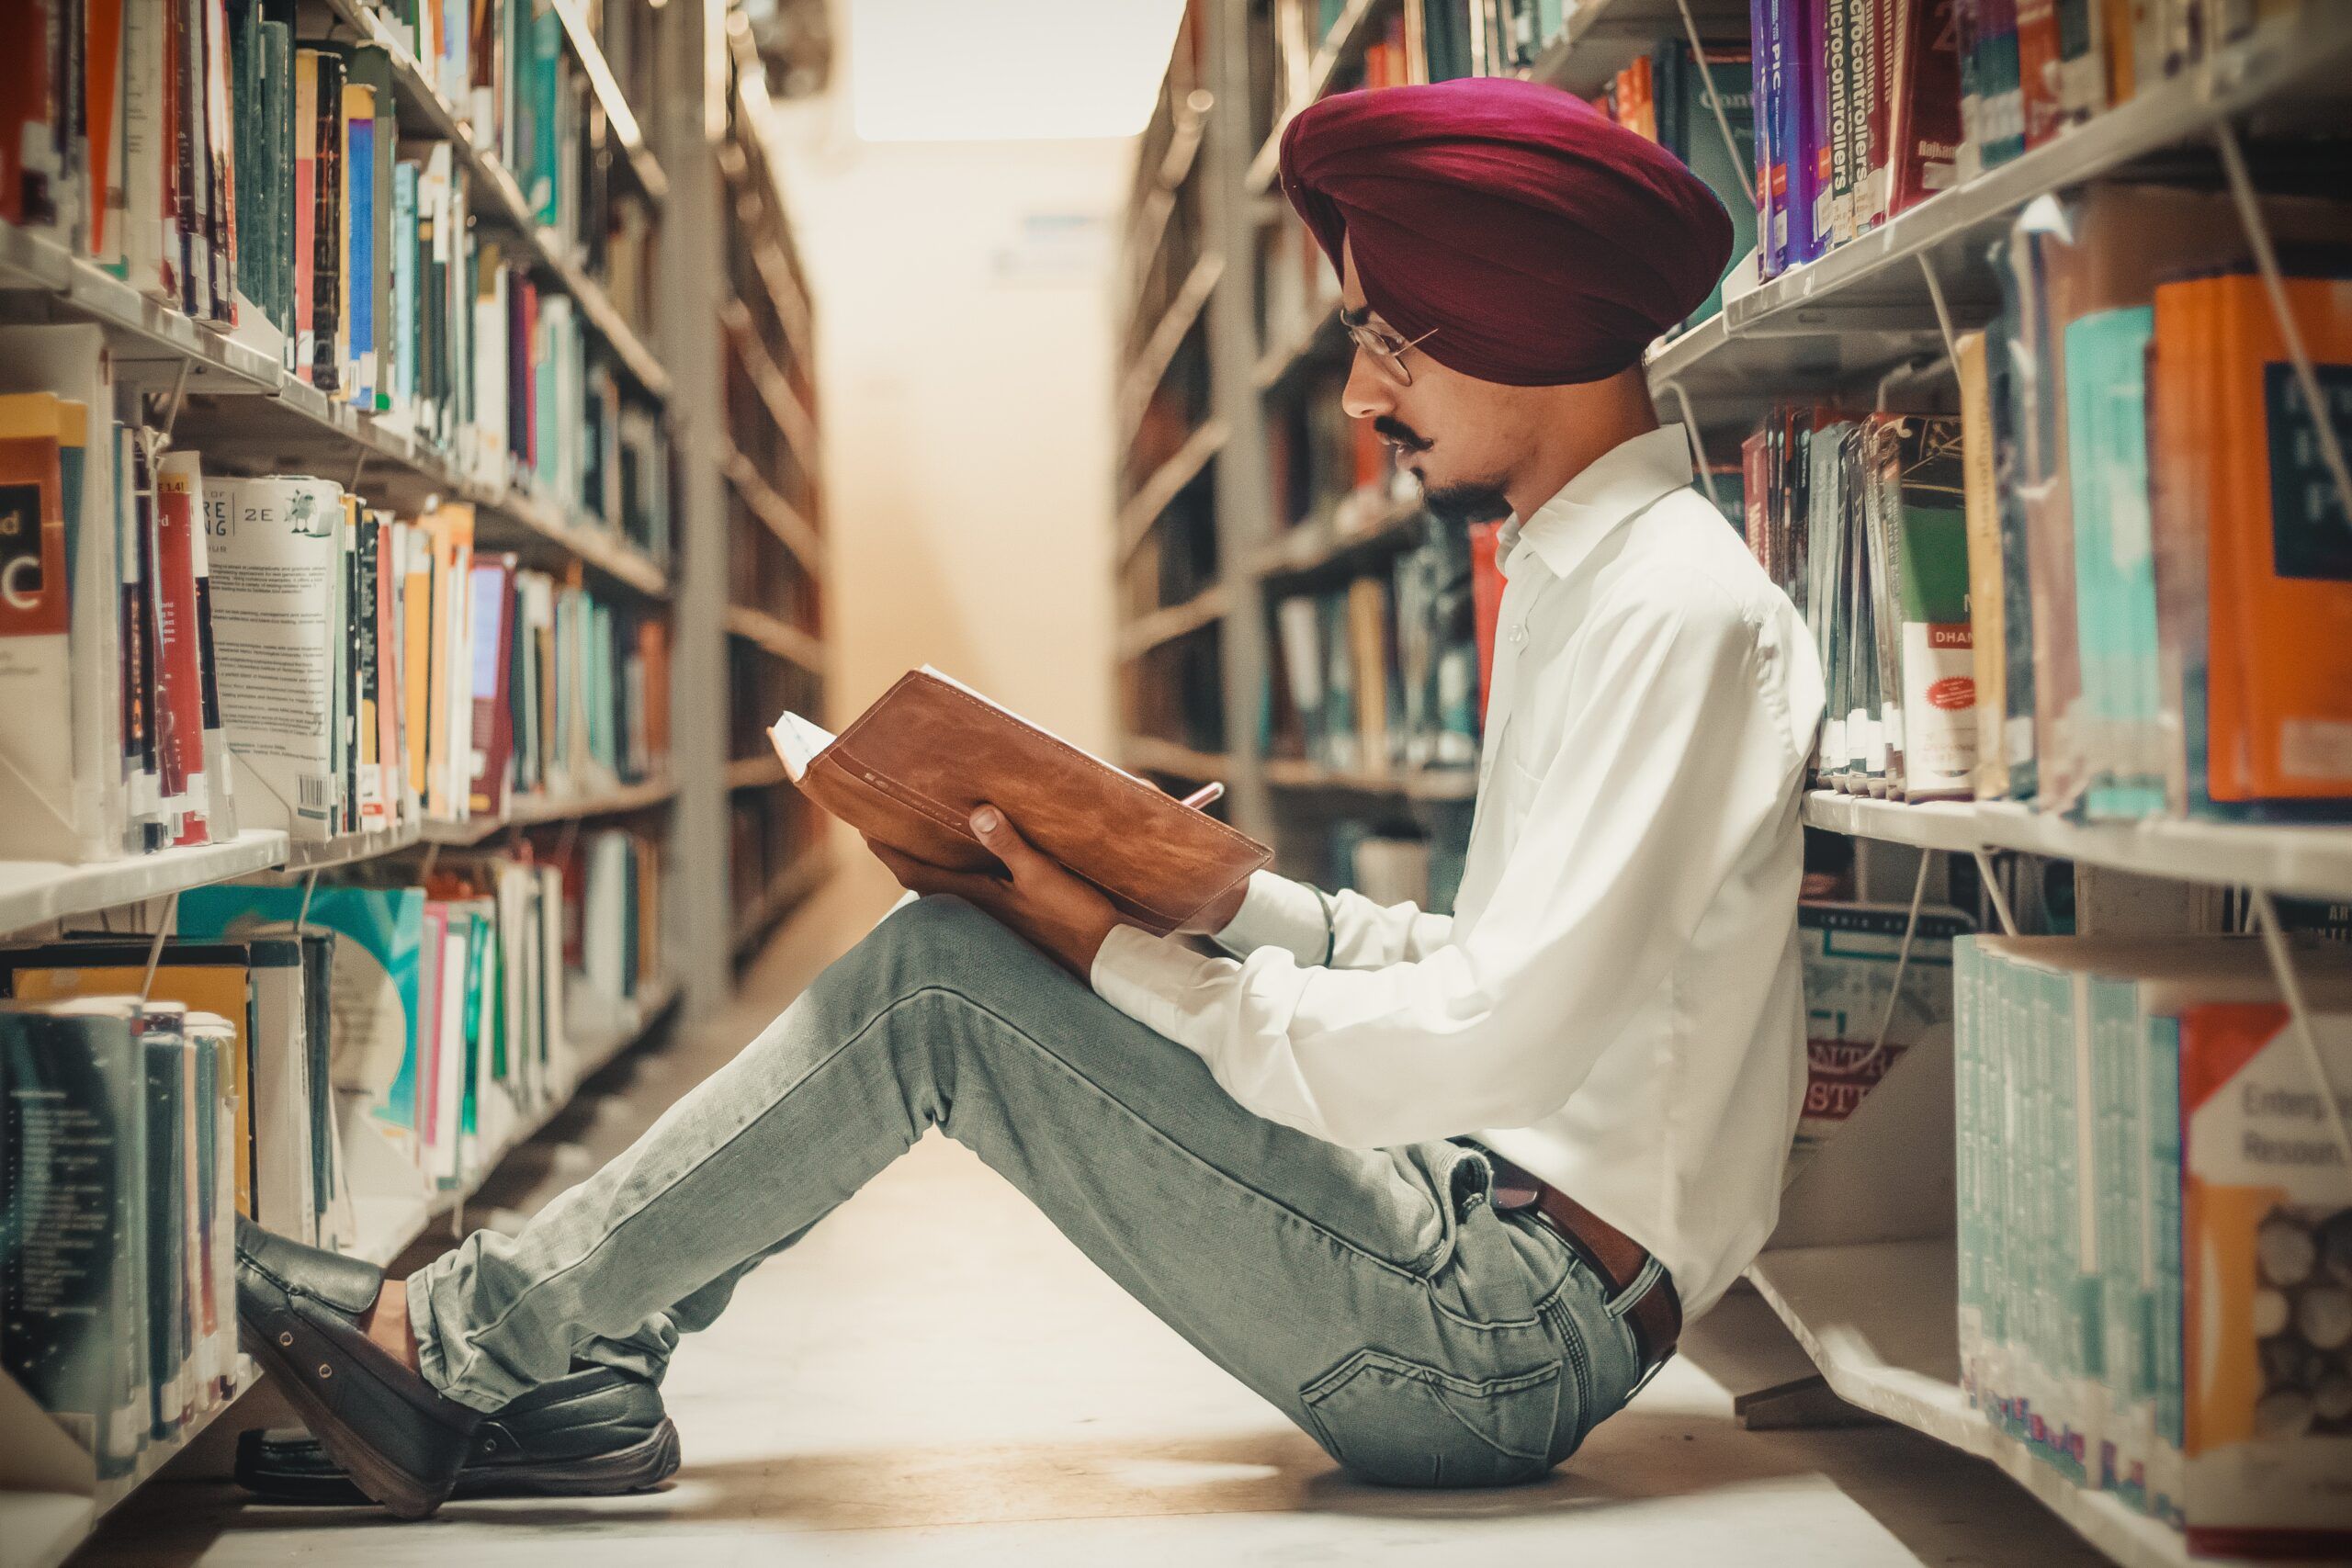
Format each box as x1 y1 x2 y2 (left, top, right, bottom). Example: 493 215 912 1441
83 852 2105 1567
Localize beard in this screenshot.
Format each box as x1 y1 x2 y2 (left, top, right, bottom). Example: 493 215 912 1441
1419 476 1514 527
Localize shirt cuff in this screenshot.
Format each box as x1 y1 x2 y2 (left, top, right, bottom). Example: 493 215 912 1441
1211 870 1329 964
1090 923 1228 1054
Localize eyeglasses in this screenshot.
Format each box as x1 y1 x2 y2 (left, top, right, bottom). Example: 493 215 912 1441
1340 309 1440 387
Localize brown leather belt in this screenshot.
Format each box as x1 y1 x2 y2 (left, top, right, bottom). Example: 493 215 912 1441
1478 1149 1682 1378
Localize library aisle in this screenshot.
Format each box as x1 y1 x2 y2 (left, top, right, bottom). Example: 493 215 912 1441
81 850 2104 1567
9 0 2352 1563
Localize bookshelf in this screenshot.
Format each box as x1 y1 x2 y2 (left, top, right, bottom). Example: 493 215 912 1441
1121 3 2352 1562
0 3 829 1561
715 16 831 965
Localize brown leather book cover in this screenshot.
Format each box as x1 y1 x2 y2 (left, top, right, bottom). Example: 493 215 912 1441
771 669 1269 936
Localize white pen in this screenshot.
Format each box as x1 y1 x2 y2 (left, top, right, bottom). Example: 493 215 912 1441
1178 781 1225 810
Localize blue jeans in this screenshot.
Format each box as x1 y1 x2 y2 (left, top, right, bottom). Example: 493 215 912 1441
408 896 1644 1487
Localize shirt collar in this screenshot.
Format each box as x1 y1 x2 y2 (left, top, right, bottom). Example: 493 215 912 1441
1496 424 1696 582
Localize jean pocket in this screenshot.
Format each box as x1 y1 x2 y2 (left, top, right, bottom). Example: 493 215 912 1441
1300 1348 1561 1489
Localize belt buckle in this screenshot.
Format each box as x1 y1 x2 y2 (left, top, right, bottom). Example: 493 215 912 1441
1489 1179 1544 1214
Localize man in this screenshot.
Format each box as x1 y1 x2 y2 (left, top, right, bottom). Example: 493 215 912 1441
232 75 1824 1518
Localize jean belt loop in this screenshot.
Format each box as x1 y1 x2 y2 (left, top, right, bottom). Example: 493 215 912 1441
1605 1254 1666 1323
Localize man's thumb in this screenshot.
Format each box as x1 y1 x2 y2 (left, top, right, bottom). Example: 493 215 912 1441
970 805 1029 871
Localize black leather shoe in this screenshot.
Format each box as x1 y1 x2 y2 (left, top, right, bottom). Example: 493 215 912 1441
235 1362 682 1505
234 1215 484 1518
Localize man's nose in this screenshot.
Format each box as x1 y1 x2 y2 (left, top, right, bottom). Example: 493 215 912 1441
1340 347 1393 423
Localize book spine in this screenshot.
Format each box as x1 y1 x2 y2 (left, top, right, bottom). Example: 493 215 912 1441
200 0 231 321
152 448 210 842
187 457 235 839
2015 0 2064 147
293 50 315 378
310 51 343 394
2055 0 2105 124
1982 0 2029 164
345 88 376 406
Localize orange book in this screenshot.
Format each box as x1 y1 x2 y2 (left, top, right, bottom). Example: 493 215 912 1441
2015 0 2065 148
638 617 671 761
2185 273 2352 806
401 523 434 802
0 394 74 858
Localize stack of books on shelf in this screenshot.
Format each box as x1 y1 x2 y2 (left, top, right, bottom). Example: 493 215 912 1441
1266 366 1399 531
0 0 669 558
1267 517 1482 777
1128 631 1228 761
1740 406 1974 803
0 830 663 1478
1746 1 2325 282
715 31 826 954
1737 182 2352 821
1747 0 1964 277
1953 935 2352 1557
1 989 246 1482
1125 480 1220 623
0 321 671 867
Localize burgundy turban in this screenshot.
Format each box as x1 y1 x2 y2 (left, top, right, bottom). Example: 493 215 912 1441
1279 76 1733 387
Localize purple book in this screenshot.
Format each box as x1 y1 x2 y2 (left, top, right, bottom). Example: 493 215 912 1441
1790 0 1832 266
1752 0 1781 276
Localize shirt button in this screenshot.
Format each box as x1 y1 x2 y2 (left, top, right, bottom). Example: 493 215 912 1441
1507 624 1528 645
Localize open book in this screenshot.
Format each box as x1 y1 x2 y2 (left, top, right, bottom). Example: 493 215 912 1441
771 668 1270 936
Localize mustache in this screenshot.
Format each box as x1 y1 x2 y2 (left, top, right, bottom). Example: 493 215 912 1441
1373 416 1432 453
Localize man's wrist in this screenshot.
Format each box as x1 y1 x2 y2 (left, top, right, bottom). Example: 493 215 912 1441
1196 879 1251 936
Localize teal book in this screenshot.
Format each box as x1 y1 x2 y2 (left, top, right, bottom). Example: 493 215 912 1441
2064 307 2165 820
177 886 425 1146
266 20 295 349
530 5 563 227
138 1009 187 1439
459 907 487 1145
2143 1012 2185 1528
393 164 419 414
188 1025 220 1401
299 934 335 1236
1 1004 148 1476
1680 45 1756 325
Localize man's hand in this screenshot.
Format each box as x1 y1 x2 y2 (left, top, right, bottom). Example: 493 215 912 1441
865 806 1123 979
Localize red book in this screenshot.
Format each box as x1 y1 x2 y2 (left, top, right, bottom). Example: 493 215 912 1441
1888 0 1963 215
86 0 126 254
153 453 210 844
1742 428 1772 570
0 0 51 227
1467 520 1506 716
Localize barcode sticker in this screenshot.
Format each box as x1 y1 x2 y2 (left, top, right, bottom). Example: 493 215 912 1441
299 774 331 818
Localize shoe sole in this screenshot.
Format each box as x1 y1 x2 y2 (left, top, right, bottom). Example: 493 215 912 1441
454 1419 683 1498
241 1419 683 1506
238 1313 456 1520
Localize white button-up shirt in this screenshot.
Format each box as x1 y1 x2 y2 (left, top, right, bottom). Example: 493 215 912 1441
1091 425 1826 1316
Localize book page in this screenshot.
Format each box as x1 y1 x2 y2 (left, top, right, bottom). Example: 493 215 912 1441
767 711 835 782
